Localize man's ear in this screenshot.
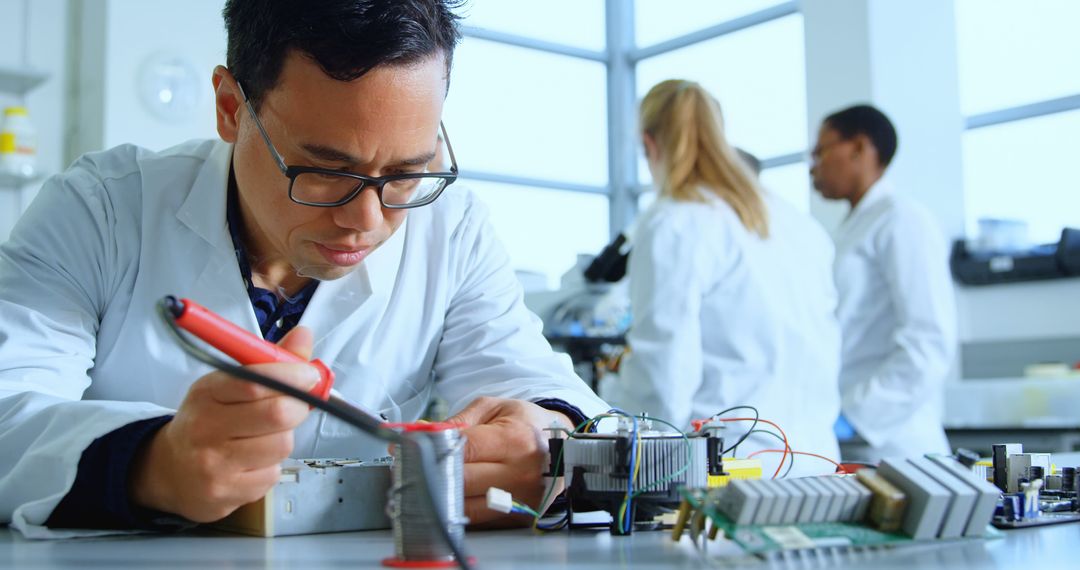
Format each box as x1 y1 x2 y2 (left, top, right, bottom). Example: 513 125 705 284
212 66 243 143
852 134 880 165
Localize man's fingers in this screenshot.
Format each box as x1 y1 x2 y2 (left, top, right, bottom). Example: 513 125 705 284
459 424 513 463
462 462 516 498
459 422 544 463
223 431 296 470
216 396 311 439
446 396 502 429
214 467 281 516
206 362 321 404
277 325 314 361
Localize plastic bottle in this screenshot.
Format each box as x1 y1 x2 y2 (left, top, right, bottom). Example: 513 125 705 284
0 106 38 179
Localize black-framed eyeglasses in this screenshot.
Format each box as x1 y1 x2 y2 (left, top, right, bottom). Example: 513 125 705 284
236 82 458 209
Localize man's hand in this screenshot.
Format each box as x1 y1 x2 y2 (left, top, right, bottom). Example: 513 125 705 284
447 397 575 527
129 327 319 523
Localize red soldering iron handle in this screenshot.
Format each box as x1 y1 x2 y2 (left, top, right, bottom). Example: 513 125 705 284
164 295 334 401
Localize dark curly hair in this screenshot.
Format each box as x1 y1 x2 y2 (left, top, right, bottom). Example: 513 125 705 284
824 104 898 168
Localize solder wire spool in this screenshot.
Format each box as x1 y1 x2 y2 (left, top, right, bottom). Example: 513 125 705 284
384 422 470 568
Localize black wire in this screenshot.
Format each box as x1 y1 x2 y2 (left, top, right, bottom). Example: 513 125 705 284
711 406 760 456
158 301 474 570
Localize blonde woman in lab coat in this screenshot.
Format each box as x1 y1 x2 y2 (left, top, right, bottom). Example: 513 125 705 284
811 104 957 461
602 80 842 477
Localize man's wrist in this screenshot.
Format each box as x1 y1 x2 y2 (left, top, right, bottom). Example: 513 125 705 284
129 419 176 516
533 399 588 431
46 414 179 530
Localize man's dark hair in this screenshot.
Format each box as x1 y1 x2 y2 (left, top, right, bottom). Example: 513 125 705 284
824 104 898 168
223 0 462 109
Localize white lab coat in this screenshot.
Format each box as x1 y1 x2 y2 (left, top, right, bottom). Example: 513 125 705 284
833 180 956 460
602 192 842 478
0 139 608 538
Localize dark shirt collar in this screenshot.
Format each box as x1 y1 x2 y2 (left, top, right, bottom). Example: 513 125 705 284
227 173 318 342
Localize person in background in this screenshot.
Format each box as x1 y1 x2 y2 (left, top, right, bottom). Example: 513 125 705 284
811 104 957 461
601 79 841 477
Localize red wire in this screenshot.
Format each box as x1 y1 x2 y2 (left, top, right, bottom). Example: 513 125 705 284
748 449 842 471
715 417 790 479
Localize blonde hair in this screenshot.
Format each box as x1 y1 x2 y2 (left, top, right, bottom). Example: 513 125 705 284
640 79 769 237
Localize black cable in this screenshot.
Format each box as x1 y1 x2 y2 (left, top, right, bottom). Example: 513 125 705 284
711 406 760 456
157 301 474 570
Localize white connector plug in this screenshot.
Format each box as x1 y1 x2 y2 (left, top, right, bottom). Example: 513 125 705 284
486 487 514 514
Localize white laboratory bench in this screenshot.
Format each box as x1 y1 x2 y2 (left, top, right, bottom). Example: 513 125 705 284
2 517 1079 569
6 455 1080 569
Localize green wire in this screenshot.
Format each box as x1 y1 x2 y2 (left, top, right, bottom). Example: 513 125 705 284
532 413 695 532
532 416 593 531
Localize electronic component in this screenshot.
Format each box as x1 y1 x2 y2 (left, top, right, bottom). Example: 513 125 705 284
1006 454 1031 493
908 457 976 539
215 458 392 537
926 454 1000 537
841 476 873 522
673 457 1001 560
752 478 779 525
989 446 1080 530
777 480 804 524
877 458 950 540
486 488 514 514
787 479 820 524
708 459 763 487
1062 467 1077 492
717 479 761 525
553 421 726 535
856 468 907 532
992 443 1021 491
802 477 833 522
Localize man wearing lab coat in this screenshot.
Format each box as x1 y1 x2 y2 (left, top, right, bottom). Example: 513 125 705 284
0 0 607 537
811 104 957 461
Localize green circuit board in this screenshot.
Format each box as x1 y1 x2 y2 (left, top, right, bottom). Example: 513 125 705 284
678 487 1001 557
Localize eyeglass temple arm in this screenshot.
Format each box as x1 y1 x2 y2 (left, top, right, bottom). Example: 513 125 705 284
439 122 458 175
236 81 290 175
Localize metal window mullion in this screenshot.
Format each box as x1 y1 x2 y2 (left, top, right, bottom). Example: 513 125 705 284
759 151 805 170
460 25 606 62
964 93 1080 131
459 170 608 196
629 1 799 63
606 0 638 238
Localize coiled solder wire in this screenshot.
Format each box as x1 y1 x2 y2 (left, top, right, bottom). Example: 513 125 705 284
389 428 468 562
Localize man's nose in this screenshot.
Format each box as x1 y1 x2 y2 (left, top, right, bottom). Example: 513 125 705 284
332 186 383 231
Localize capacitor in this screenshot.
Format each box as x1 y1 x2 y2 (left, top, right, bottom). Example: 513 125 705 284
1028 466 1045 481
1062 467 1077 493
1000 494 1021 521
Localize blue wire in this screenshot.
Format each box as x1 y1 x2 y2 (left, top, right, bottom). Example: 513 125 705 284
624 413 638 533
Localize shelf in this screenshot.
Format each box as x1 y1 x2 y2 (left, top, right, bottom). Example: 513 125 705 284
0 65 48 95
0 170 45 187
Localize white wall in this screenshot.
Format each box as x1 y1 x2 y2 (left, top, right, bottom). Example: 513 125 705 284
802 0 966 239
72 0 225 157
0 0 69 241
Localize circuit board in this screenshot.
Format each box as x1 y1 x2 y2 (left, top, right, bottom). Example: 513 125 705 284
992 512 1080 529
678 488 1001 558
